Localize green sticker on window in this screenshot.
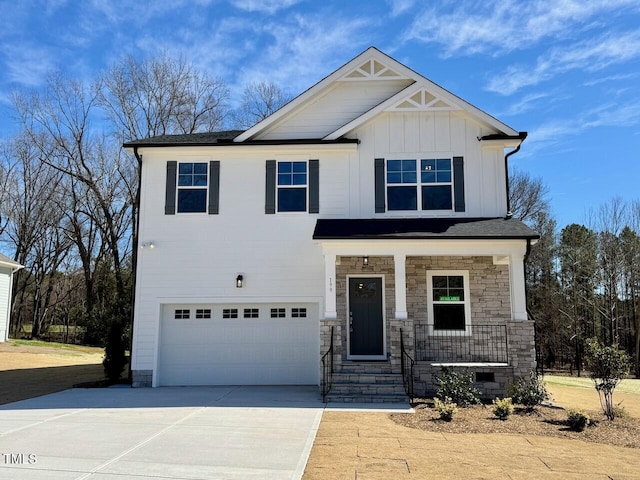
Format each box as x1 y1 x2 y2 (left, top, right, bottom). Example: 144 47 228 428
439 296 460 302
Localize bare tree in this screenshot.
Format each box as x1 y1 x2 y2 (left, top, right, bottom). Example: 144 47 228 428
509 169 550 223
98 53 230 142
231 81 292 129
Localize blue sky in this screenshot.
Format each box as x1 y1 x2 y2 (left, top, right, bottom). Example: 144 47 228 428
1 0 639 228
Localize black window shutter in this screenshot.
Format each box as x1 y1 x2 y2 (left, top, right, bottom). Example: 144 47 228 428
265 160 276 214
374 158 385 213
308 159 319 214
453 156 465 212
208 161 220 215
165 161 177 215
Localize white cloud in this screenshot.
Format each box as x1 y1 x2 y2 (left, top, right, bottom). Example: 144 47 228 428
404 0 640 57
486 31 640 95
386 0 415 17
582 102 640 128
230 0 302 14
499 92 551 117
2 44 56 87
233 13 374 94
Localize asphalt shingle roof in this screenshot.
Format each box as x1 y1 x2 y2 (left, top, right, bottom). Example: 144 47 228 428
313 217 539 240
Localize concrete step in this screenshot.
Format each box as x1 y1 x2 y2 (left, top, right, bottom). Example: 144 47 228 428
339 362 394 374
329 382 407 396
331 373 404 384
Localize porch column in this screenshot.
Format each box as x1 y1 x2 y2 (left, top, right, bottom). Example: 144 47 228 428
394 253 408 320
510 253 527 321
324 253 337 319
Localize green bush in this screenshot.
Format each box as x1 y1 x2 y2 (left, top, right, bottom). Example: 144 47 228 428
435 368 481 407
492 397 514 420
507 371 549 411
434 396 458 421
566 409 590 432
103 320 127 382
584 338 631 420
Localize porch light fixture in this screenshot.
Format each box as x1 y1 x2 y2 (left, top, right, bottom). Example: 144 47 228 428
363 256 369 267
236 274 244 288
141 242 155 249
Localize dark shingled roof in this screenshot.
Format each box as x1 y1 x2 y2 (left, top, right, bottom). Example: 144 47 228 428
313 217 539 240
123 130 359 148
123 130 245 147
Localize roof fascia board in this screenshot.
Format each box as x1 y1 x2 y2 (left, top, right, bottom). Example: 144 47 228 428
316 238 530 256
126 142 359 156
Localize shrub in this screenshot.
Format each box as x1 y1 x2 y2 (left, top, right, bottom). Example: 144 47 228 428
435 368 481 407
103 320 127 382
584 338 630 420
434 396 458 421
566 409 590 432
507 371 548 411
492 397 514 420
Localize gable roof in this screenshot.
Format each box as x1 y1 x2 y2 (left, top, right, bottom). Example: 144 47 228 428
235 46 519 143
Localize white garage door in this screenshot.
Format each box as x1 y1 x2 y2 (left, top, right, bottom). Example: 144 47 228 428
158 303 318 386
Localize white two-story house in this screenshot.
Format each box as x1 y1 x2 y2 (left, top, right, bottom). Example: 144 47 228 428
125 47 538 401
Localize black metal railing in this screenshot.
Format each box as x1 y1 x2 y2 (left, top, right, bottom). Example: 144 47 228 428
400 328 415 400
415 324 508 363
320 326 334 402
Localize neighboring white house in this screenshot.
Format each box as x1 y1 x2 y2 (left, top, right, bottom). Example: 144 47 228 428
125 47 538 400
0 253 23 343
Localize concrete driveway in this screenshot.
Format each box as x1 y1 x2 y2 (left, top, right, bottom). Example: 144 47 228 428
0 386 324 480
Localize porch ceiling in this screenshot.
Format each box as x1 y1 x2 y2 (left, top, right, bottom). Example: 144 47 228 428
313 217 538 241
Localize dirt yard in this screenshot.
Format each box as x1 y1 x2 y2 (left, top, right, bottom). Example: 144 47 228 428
0 341 105 405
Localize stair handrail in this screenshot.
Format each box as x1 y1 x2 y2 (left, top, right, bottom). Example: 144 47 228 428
321 326 334 402
400 328 415 400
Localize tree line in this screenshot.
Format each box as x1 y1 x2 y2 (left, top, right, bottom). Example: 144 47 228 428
0 53 290 351
511 173 640 377
0 52 637 380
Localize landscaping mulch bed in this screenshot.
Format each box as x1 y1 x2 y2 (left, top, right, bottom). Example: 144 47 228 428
391 399 640 449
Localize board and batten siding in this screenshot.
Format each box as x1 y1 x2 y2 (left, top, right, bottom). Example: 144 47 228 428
259 80 413 140
0 267 12 342
353 111 507 217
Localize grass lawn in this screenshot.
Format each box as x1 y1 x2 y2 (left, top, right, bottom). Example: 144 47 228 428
0 340 106 405
544 373 640 395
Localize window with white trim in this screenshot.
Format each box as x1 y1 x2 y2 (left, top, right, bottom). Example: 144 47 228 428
386 158 453 211
174 309 190 319
270 308 286 318
291 307 307 318
427 271 471 333
195 309 211 319
277 161 307 212
243 308 259 318
177 162 208 213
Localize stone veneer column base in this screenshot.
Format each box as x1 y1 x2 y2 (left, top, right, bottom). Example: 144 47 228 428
132 370 153 387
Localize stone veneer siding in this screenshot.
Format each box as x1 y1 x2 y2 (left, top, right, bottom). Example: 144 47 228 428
320 255 537 398
132 369 153 388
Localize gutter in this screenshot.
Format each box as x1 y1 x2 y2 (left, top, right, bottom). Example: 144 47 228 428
127 146 143 382
483 132 528 218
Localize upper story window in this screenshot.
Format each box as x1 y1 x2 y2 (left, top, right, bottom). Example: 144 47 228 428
375 157 464 214
386 159 452 211
165 160 220 215
277 161 307 212
177 162 208 213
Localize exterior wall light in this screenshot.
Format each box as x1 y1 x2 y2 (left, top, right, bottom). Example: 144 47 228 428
363 256 369 267
236 274 244 288
141 242 155 249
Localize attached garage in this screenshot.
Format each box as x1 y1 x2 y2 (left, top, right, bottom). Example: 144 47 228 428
157 303 319 386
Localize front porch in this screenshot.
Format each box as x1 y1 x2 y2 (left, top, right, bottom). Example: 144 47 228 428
314 218 538 403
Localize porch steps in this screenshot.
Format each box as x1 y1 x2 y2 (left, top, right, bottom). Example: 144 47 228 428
326 371 409 403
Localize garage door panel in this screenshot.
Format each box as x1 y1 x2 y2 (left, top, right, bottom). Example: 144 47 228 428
159 303 318 386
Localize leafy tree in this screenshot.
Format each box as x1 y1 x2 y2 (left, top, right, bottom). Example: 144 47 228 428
584 337 630 420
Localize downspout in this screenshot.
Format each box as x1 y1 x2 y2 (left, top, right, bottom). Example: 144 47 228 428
504 131 528 218
127 146 143 382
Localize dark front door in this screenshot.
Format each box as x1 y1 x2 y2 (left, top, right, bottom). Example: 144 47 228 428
348 277 384 357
